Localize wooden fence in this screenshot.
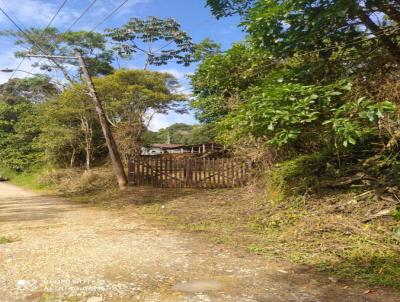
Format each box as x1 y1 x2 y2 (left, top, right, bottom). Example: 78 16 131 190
128 156 251 188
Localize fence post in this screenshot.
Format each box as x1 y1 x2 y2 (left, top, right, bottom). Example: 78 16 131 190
127 158 133 184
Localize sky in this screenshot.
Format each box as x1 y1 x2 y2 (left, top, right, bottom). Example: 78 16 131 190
0 0 245 130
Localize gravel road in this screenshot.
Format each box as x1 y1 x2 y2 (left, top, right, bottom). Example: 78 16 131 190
0 182 398 302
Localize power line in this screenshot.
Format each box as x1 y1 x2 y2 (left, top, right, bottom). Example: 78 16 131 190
66 0 98 31
6 0 69 77
91 0 130 31
0 3 32 82
7 58 26 82
29 0 70 79
0 0 69 93
0 7 53 61
45 0 69 30
0 0 27 30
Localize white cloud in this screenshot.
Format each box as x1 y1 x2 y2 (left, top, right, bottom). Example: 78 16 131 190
0 46 52 84
0 0 153 30
159 68 187 80
0 0 79 27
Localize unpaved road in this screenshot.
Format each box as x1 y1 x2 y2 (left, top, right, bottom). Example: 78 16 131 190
0 182 398 302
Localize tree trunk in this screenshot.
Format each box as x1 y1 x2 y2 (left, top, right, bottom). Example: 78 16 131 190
85 144 91 170
357 7 400 63
80 116 93 171
368 0 400 24
70 147 76 168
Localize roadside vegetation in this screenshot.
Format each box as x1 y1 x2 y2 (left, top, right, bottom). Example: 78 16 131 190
0 236 14 244
0 0 400 291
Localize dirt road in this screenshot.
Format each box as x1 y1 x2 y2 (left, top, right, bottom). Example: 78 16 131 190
0 182 398 302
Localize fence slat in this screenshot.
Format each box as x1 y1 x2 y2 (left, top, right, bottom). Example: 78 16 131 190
128 156 250 188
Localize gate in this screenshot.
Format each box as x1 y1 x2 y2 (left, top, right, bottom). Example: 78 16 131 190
128 157 251 188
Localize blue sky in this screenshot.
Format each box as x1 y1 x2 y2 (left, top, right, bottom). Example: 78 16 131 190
0 0 245 130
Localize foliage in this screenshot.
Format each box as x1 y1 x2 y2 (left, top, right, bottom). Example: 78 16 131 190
206 1 400 63
0 69 184 172
95 69 186 157
244 1 400 63
0 99 41 171
206 0 257 18
0 76 58 171
1 28 114 80
38 85 103 169
106 17 196 68
264 153 327 202
194 0 400 169
191 43 275 123
218 80 396 149
193 38 222 61
143 123 216 145
42 69 185 161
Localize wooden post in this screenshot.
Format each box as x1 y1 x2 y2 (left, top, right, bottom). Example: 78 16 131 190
128 159 133 184
77 52 127 189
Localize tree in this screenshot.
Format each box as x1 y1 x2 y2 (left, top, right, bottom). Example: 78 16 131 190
192 1 400 158
1 28 114 81
193 38 222 61
38 84 103 170
0 76 58 171
97 70 186 158
143 123 216 145
206 1 400 64
191 43 276 123
0 75 59 104
38 69 183 168
206 0 256 18
106 17 197 69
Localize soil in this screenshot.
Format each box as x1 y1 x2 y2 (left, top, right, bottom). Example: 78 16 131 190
0 182 398 302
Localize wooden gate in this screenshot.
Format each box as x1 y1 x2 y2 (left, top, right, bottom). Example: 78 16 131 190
128 157 251 188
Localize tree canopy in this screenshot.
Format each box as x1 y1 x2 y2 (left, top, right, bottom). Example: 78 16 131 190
191 0 400 184
106 17 196 69
1 28 115 81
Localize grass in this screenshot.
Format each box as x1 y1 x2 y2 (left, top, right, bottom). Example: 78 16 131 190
11 171 52 191
0 166 54 192
134 186 400 290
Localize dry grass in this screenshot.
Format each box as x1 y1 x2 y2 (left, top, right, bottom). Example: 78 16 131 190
130 186 400 289
37 167 116 195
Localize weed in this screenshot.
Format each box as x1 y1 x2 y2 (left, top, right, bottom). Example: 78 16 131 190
391 209 400 221
0 236 14 244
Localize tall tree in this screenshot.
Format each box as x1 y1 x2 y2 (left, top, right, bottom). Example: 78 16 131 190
206 0 400 64
37 69 185 168
1 28 114 81
96 69 186 158
38 85 102 170
106 17 197 69
0 76 58 171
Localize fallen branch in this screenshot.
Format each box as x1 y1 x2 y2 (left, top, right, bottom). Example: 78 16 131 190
363 208 393 223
